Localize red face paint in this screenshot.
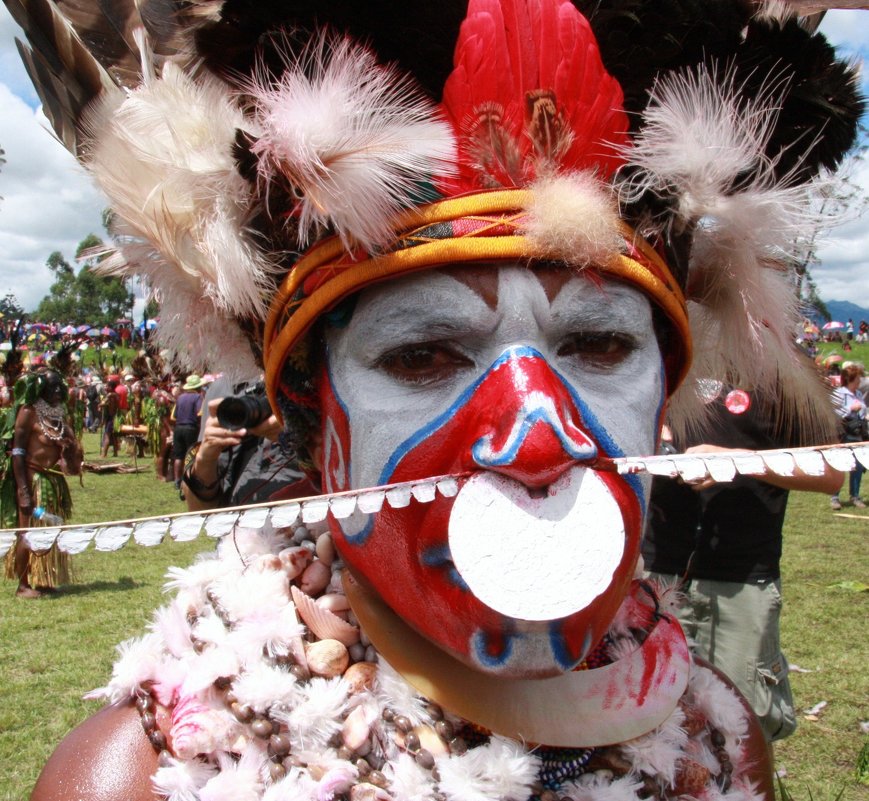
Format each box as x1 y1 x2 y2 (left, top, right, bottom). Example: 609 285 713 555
320 347 645 677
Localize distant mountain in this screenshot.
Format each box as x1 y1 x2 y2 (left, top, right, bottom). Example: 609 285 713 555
822 300 869 325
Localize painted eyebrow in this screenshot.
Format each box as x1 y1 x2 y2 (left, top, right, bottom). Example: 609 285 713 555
359 289 492 333
552 286 652 330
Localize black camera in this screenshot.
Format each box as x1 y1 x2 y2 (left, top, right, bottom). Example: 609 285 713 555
216 386 273 431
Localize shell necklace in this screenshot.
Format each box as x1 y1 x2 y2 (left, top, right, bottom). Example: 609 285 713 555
34 399 67 441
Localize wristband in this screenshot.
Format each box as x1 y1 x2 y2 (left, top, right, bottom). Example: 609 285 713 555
11 448 26 457
182 462 223 500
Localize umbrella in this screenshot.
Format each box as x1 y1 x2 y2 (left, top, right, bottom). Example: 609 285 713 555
138 319 158 331
76 324 91 333
101 326 116 337
115 318 132 324
60 324 77 335
822 321 845 331
86 328 101 337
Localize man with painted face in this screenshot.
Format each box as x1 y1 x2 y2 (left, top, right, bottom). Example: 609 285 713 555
2 370 83 597
15 0 861 799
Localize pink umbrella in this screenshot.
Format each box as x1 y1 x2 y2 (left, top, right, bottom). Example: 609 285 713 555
822 321 845 331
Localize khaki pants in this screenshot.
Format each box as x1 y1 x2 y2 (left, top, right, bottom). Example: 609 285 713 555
647 573 796 742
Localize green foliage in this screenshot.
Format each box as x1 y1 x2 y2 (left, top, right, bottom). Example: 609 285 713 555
777 775 846 801
33 236 134 326
857 741 869 787
143 297 160 322
0 293 24 320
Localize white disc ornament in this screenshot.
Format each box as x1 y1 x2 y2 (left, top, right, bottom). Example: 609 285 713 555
448 467 625 621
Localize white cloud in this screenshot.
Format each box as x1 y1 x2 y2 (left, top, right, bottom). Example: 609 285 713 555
0 6 106 316
813 11 869 308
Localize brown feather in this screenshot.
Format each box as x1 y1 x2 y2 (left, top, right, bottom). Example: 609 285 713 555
5 0 119 156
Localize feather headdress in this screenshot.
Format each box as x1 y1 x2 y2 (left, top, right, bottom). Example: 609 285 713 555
5 0 864 434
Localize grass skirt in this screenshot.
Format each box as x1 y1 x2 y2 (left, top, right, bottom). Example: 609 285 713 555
2 469 73 588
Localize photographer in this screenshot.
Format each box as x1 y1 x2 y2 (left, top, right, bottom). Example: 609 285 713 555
182 377 307 511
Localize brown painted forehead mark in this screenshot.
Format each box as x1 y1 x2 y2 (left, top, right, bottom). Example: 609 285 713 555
437 261 595 309
436 263 500 310
532 263 589 303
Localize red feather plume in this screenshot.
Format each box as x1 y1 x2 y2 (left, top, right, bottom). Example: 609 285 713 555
439 0 629 195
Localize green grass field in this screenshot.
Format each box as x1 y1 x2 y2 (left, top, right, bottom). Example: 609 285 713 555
0 433 867 800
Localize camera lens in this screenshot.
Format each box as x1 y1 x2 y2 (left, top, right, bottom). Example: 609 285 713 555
216 395 272 430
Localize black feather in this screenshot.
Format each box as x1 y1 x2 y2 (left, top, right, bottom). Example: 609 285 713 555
732 19 864 182
193 0 467 99
574 0 753 130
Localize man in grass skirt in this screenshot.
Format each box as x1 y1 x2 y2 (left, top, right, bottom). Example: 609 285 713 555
2 370 82 598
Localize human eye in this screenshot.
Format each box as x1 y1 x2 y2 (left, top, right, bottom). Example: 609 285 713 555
556 331 638 369
375 342 473 385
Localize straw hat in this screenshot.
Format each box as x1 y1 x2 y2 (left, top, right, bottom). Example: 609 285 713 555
182 374 205 391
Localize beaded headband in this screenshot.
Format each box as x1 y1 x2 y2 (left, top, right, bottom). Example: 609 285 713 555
262 189 692 423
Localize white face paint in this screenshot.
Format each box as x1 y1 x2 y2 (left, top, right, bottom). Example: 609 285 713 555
325 265 663 491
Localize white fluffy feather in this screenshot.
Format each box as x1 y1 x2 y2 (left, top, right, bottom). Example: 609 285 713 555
435 736 539 801
199 744 268 801
374 660 432 727
525 172 624 267
210 566 291 625
97 241 261 380
620 64 840 440
165 552 231 599
248 32 456 251
232 662 301 713
180 646 241 697
85 62 275 319
84 59 277 379
84 632 165 703
567 773 645 801
385 753 439 801
275 677 351 751
689 666 750 741
227 605 305 666
262 766 318 801
619 64 784 223
153 754 218 801
618 706 688 786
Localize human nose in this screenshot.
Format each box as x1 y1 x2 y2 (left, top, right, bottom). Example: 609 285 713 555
470 348 597 488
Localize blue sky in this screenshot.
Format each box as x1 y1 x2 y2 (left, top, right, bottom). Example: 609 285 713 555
0 6 867 316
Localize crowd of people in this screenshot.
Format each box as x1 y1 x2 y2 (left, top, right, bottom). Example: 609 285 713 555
0 339 310 598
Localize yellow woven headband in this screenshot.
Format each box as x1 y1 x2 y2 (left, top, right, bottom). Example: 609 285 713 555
263 189 691 419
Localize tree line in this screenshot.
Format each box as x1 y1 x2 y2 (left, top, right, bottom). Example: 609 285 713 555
7 234 135 327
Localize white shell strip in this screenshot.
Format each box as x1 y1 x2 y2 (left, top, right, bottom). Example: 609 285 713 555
617 442 867 484
0 443 865 558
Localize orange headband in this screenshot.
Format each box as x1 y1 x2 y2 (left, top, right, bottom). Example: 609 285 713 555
264 189 691 420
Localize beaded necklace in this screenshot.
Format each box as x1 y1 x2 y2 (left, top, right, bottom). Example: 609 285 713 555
92 523 761 801
34 398 67 441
